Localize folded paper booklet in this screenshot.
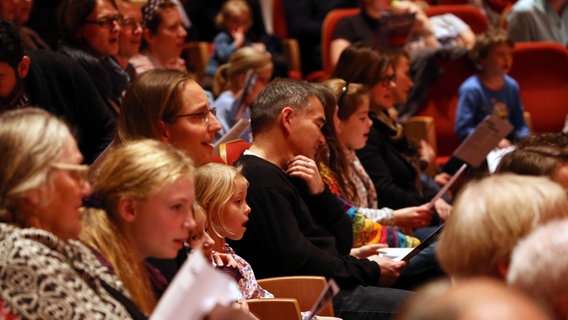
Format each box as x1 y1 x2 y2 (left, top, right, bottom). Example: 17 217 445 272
375 12 416 47
150 250 241 320
394 224 444 262
213 118 251 155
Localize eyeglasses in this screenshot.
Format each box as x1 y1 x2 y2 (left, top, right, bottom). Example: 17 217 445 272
84 14 124 29
338 82 349 109
377 74 396 87
169 108 217 123
120 18 145 30
51 162 89 186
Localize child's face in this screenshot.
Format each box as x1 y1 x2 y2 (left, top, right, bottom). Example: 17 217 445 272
188 222 215 262
481 43 514 76
227 12 250 33
336 95 373 151
221 177 251 240
128 176 196 260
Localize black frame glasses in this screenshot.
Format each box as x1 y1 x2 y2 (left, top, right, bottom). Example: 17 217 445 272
169 107 217 123
85 14 124 29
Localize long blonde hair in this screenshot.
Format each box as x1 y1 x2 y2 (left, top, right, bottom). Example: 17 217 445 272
213 46 272 96
194 163 246 238
80 139 195 314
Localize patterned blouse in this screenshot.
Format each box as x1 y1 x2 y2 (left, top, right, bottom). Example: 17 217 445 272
221 243 274 300
318 163 420 248
0 223 135 320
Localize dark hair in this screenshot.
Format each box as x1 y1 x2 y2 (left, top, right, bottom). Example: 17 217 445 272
0 19 24 69
332 42 392 87
497 133 568 179
314 81 359 203
250 78 325 136
142 0 176 34
58 0 119 44
470 28 514 66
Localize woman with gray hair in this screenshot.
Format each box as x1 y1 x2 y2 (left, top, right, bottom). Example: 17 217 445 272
0 108 145 319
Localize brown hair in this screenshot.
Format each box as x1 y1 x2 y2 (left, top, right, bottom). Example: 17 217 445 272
469 28 514 66
58 0 119 44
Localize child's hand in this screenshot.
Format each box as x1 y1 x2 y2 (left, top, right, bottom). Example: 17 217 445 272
393 205 434 228
231 27 245 48
418 139 436 164
213 252 239 268
286 155 325 195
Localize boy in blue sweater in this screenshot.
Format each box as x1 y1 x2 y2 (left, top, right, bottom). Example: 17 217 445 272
455 28 530 148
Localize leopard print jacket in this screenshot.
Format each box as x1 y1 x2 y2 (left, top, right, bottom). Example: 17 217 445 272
0 223 134 319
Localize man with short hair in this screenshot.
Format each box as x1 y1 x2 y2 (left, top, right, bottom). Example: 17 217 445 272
0 19 115 163
230 78 410 320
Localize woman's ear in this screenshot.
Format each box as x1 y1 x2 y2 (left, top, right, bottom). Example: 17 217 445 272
159 120 170 143
117 197 137 222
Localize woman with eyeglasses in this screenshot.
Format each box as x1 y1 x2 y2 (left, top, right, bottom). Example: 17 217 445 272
115 69 221 167
0 108 146 319
333 43 452 240
57 0 130 113
114 0 144 80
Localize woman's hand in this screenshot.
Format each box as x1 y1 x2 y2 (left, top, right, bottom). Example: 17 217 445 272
286 155 325 195
393 205 434 228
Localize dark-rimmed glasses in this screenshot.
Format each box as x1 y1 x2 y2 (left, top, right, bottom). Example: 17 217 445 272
85 14 124 29
51 162 89 186
169 107 217 123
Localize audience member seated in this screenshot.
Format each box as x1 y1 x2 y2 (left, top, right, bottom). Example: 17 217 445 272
130 0 188 74
0 19 115 164
213 47 273 142
57 0 130 113
229 78 412 320
455 28 530 148
507 218 568 320
506 0 568 45
0 108 145 319
315 80 427 246
436 174 568 280
13 0 51 50
496 132 568 190
333 43 452 229
114 0 143 80
394 278 551 320
206 0 265 77
116 69 222 167
195 163 274 300
81 140 196 316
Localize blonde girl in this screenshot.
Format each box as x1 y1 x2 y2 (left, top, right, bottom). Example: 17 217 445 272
213 46 273 141
81 139 196 315
194 162 273 300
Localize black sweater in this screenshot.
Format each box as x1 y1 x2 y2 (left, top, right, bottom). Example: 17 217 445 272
229 154 380 289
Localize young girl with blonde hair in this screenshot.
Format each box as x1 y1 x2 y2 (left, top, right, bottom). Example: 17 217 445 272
213 46 273 142
194 162 272 300
81 139 196 315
